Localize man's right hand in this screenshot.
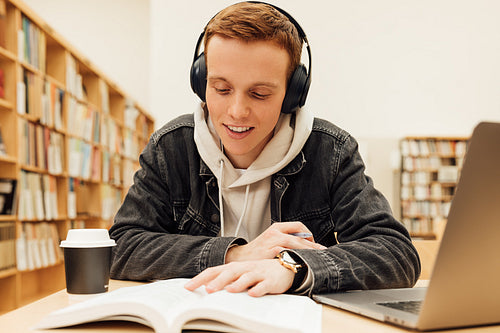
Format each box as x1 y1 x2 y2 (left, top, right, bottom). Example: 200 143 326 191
225 221 326 263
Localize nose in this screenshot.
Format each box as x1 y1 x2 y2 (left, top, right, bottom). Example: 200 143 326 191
227 92 250 119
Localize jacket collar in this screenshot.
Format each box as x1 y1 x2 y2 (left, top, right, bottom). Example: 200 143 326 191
199 150 306 179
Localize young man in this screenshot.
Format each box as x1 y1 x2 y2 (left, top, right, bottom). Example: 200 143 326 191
109 2 420 297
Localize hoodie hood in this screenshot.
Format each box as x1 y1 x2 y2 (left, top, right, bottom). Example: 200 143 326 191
194 104 313 240
194 105 313 187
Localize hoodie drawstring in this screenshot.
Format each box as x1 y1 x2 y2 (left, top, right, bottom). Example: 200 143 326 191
218 159 225 237
218 158 250 238
234 185 250 237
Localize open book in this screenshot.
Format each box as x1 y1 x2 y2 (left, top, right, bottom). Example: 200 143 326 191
35 278 322 333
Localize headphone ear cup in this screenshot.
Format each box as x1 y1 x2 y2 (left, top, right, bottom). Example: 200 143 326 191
190 52 207 102
281 64 309 114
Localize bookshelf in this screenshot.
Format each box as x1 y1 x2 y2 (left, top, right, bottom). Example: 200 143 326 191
0 0 154 314
399 136 468 240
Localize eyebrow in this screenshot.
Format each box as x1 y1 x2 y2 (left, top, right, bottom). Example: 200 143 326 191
207 76 279 88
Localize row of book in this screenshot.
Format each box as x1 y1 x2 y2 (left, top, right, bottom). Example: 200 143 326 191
401 184 455 201
18 171 59 221
401 200 452 219
40 80 64 130
123 128 140 160
401 168 461 186
103 151 122 186
0 222 15 271
101 184 122 221
17 75 65 130
18 118 64 174
102 116 123 155
65 54 85 101
68 137 92 180
15 171 124 223
16 222 62 271
17 68 43 116
401 171 436 186
401 218 436 236
66 98 128 158
2 221 94 273
124 99 139 130
17 117 130 184
67 97 100 142
16 59 137 157
400 139 468 157
18 14 46 71
402 156 464 172
68 137 126 185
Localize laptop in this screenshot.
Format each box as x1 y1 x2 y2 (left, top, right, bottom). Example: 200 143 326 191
313 122 500 331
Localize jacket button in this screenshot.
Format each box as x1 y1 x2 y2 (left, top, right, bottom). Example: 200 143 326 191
211 214 220 223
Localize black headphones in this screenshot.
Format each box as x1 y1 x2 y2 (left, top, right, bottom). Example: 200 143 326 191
190 1 312 114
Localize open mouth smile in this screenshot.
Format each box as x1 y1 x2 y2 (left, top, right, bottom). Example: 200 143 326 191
226 125 253 133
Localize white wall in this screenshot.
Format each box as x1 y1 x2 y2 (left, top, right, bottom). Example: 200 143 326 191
23 0 150 110
150 0 500 211
151 0 500 137
20 0 500 212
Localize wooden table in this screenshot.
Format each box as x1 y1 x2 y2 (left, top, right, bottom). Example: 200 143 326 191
0 280 497 332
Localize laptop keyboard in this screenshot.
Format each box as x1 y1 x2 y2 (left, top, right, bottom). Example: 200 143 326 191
377 300 422 314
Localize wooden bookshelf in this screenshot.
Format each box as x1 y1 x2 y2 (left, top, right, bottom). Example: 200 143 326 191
0 0 154 314
399 136 468 240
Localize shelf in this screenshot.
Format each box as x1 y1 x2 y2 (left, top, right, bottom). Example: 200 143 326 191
0 268 16 279
0 214 16 221
0 154 16 163
0 98 13 109
0 0 155 313
400 136 469 240
0 46 16 61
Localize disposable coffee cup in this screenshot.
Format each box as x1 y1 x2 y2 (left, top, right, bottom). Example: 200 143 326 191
60 229 116 294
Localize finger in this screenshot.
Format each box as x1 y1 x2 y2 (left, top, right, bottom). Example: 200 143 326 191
205 266 242 293
247 270 292 297
297 238 327 250
184 266 222 291
271 222 318 243
271 221 309 234
247 281 268 297
225 272 259 293
283 236 327 250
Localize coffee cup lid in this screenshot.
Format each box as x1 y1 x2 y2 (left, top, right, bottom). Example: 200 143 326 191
60 229 116 248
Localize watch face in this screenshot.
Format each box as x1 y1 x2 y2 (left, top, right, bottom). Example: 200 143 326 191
281 251 297 265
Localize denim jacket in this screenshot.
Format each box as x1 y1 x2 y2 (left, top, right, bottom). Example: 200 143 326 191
109 114 421 294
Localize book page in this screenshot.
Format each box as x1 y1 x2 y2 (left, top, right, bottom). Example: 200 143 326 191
36 279 205 332
174 287 321 333
36 279 322 333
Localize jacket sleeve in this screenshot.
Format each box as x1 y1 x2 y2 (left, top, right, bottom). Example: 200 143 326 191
292 135 421 294
109 136 244 281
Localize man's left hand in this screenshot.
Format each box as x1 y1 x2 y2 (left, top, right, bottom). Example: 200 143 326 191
184 259 295 297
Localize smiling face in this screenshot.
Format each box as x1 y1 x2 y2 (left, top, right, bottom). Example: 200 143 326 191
205 35 289 169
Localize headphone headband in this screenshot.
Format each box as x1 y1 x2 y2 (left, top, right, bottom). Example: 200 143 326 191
190 1 312 114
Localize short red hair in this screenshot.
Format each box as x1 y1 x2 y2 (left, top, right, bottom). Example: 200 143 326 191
204 2 303 80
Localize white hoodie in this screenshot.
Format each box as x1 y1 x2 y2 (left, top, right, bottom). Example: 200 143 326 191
194 105 313 241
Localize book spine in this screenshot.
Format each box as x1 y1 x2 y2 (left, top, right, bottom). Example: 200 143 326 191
0 222 16 271
16 221 61 271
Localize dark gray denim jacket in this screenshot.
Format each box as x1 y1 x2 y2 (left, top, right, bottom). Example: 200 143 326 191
109 114 421 294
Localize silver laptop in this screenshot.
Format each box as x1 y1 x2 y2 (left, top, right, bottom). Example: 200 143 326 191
313 122 500 331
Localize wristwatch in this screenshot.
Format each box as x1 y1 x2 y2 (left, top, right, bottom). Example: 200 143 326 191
276 250 303 273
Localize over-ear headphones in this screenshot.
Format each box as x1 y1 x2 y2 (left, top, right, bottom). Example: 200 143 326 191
190 1 312 114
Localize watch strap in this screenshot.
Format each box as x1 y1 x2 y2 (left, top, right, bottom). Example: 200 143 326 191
277 250 308 292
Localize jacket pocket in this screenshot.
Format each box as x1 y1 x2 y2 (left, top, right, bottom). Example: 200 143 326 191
174 201 218 236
